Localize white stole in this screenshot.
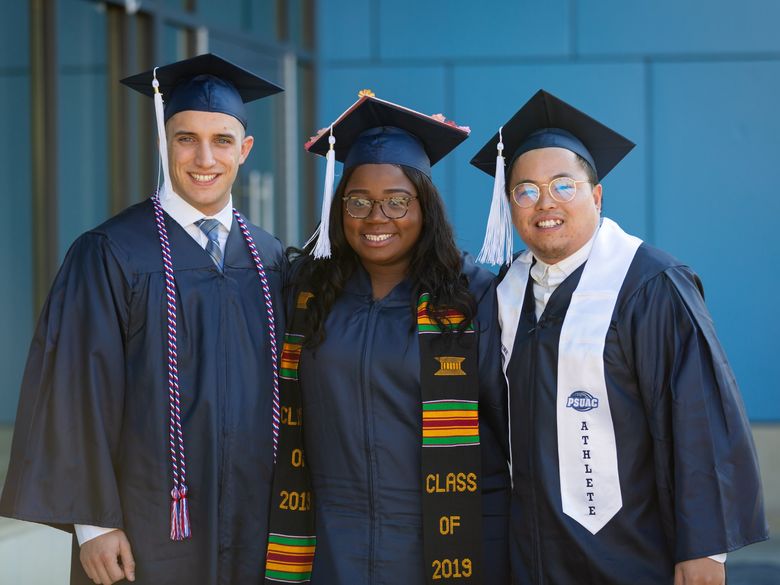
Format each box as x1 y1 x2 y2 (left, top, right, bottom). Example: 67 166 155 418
497 218 642 534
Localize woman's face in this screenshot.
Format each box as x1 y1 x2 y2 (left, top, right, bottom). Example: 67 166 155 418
341 164 423 275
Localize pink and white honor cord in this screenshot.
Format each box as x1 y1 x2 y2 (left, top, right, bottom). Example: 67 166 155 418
152 195 281 541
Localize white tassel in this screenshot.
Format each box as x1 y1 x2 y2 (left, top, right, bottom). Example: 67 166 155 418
152 69 173 201
477 127 513 266
306 127 336 258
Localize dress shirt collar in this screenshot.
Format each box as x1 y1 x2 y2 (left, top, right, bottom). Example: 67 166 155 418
160 188 234 231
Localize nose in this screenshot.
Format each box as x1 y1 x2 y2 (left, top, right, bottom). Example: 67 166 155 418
195 142 216 168
364 200 388 222
535 186 558 210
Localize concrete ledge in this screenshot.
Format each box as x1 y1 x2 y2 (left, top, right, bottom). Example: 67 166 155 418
0 518 70 585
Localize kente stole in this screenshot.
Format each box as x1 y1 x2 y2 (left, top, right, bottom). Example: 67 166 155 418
265 291 484 584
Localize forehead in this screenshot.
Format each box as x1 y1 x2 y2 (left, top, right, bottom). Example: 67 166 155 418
166 109 245 134
509 147 582 180
346 164 416 192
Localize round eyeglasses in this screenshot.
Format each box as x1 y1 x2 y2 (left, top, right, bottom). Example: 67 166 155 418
510 177 590 208
342 195 417 219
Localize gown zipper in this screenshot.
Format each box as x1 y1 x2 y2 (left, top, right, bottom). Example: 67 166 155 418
361 300 380 584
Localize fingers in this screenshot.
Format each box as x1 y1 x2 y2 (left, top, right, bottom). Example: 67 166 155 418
673 564 684 585
118 533 137 582
79 530 133 585
79 548 100 584
94 561 114 585
102 547 127 583
82 553 122 585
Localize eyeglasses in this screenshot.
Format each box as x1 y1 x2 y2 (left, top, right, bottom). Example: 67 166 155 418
510 177 590 208
342 195 418 219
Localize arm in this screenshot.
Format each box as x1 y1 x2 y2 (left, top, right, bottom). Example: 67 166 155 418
0 233 132 533
620 266 768 564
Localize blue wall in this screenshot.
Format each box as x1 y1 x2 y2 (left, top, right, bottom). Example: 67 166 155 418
0 3 33 423
317 0 780 420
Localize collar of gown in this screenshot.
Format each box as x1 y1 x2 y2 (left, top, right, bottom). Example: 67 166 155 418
343 262 415 305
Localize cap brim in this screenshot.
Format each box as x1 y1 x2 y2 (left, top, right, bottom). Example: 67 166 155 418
470 89 634 180
120 52 283 102
306 95 469 166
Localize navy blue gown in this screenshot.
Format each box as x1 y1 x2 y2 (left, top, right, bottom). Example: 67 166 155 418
503 244 768 585
0 199 286 585
297 256 510 585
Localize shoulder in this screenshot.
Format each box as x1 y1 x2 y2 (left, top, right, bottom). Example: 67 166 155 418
618 243 704 313
495 250 525 284
461 252 497 304
78 199 176 275
238 216 285 262
86 200 158 259
91 199 155 239
63 202 156 267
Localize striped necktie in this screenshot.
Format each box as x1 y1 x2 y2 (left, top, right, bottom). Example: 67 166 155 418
196 218 224 271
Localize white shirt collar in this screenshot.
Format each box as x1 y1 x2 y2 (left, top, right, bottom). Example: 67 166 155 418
530 225 599 289
160 189 234 232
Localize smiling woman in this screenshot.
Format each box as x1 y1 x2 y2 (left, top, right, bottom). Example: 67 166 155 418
264 94 511 585
341 163 423 298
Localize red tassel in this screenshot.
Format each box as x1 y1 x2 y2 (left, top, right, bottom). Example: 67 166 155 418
178 485 192 539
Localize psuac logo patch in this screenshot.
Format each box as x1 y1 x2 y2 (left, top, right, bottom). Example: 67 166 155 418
566 390 599 412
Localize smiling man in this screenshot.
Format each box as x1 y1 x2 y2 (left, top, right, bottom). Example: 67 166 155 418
0 54 286 585
472 90 768 585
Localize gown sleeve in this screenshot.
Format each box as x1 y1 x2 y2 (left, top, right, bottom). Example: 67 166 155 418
474 276 511 583
476 278 510 486
0 232 133 532
618 265 768 562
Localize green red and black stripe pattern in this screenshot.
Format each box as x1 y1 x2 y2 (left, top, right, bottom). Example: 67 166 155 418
422 400 480 447
280 333 304 381
417 292 475 334
265 533 316 583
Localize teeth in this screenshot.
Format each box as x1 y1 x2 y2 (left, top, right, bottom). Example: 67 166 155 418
537 219 563 228
364 234 392 242
191 173 217 182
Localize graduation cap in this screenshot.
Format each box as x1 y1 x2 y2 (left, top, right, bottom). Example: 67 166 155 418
471 89 635 265
120 52 283 128
121 53 283 203
304 90 470 258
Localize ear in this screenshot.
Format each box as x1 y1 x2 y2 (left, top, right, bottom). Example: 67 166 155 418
239 135 254 164
591 183 603 212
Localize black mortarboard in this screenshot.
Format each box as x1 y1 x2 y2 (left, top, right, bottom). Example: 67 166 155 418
120 53 283 128
473 90 635 266
304 91 470 258
470 89 635 180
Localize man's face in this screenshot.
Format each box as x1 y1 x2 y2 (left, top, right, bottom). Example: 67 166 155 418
508 147 602 264
166 110 254 216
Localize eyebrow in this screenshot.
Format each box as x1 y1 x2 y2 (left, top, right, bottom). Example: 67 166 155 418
172 130 238 140
514 173 581 183
345 188 415 197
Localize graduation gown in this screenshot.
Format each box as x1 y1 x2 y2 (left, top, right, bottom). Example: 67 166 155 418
503 243 768 585
297 256 510 585
0 199 286 585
